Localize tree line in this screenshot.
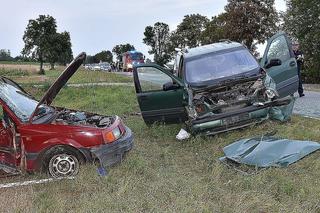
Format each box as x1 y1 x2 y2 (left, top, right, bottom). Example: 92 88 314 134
1 0 318 81
143 0 279 66
84 43 135 64
142 0 319 83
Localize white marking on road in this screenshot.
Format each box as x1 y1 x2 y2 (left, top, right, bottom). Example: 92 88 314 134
0 177 74 189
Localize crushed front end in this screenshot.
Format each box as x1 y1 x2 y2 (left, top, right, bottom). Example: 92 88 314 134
186 73 295 135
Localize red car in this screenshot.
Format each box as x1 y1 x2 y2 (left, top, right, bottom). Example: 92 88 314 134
0 53 133 177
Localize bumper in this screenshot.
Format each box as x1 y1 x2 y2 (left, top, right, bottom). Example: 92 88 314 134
89 126 134 166
191 97 293 135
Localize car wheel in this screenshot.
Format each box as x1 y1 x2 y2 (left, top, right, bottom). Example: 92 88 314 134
45 148 80 178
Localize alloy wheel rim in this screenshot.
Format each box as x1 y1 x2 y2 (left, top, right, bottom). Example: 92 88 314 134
49 154 79 178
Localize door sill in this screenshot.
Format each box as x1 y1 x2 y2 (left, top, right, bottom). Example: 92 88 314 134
0 163 21 175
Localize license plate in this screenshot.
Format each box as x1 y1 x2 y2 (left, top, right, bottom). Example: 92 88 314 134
223 113 249 125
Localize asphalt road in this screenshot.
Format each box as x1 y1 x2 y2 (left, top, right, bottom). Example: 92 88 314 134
293 91 320 119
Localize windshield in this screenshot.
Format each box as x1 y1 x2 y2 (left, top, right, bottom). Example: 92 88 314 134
185 49 259 84
130 53 143 60
0 82 38 122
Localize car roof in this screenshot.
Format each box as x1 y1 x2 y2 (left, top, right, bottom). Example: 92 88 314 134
183 41 244 60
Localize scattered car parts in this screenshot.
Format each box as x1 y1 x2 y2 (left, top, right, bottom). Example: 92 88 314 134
220 136 320 167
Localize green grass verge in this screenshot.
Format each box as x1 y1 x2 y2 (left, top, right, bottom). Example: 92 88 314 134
0 62 132 84
5 68 132 85
1 85 320 212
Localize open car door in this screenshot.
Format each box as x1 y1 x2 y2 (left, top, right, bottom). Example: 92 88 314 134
261 32 299 98
133 64 188 125
0 107 19 173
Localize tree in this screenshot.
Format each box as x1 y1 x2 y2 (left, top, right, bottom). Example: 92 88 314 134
200 15 226 45
112 44 135 61
170 14 209 48
85 55 95 64
94 50 113 63
57 32 73 66
45 31 73 69
283 0 320 83
223 0 279 50
0 49 13 61
143 22 171 65
22 15 57 74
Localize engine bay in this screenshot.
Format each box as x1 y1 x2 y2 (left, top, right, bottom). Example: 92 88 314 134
191 77 268 116
53 108 115 128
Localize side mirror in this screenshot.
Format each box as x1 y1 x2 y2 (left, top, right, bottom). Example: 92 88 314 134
265 58 282 69
163 81 180 91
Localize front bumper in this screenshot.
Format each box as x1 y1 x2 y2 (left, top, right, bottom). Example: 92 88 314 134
191 97 293 135
89 126 134 166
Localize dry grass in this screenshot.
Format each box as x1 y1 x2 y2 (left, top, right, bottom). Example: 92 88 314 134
0 64 39 75
304 84 320 92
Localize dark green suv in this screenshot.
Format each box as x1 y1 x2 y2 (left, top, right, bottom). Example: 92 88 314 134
133 32 298 135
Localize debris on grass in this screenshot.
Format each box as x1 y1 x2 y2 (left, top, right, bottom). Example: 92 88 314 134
176 128 191 140
220 136 320 168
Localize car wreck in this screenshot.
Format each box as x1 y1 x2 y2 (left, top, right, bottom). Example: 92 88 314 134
0 53 133 178
133 32 298 135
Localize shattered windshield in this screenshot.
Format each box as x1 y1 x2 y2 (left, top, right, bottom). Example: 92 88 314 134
0 82 38 122
185 49 259 84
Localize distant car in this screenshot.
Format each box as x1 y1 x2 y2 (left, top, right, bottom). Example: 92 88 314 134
0 53 133 177
100 62 112 72
92 64 101 71
133 32 298 135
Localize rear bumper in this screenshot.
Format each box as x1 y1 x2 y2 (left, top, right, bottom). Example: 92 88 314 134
89 126 134 166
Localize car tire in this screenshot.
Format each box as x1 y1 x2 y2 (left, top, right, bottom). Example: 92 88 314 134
44 147 81 178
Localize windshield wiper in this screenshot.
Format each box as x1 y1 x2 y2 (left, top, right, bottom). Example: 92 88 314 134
16 90 35 99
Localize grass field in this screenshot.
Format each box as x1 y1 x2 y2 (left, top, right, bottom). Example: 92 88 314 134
0 64 132 85
0 64 320 212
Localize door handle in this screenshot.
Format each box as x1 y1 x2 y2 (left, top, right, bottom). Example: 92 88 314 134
289 61 296 67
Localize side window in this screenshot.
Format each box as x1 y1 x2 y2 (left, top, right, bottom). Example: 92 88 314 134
267 35 290 63
137 67 173 92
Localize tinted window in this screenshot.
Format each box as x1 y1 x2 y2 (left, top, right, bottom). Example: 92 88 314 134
185 49 259 84
137 67 172 92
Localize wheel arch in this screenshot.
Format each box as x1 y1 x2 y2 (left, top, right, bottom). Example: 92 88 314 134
36 144 89 172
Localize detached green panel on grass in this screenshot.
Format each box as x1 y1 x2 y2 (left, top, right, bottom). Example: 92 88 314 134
220 137 320 167
269 95 296 122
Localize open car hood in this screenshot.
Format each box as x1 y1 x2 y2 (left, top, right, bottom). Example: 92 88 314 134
29 52 86 122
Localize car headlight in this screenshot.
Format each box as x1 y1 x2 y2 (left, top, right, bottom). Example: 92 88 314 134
127 63 133 68
103 127 122 143
265 88 279 100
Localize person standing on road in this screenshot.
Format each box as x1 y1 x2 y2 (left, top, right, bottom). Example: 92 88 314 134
293 42 305 97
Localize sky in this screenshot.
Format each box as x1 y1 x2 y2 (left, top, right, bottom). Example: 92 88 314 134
0 0 287 59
